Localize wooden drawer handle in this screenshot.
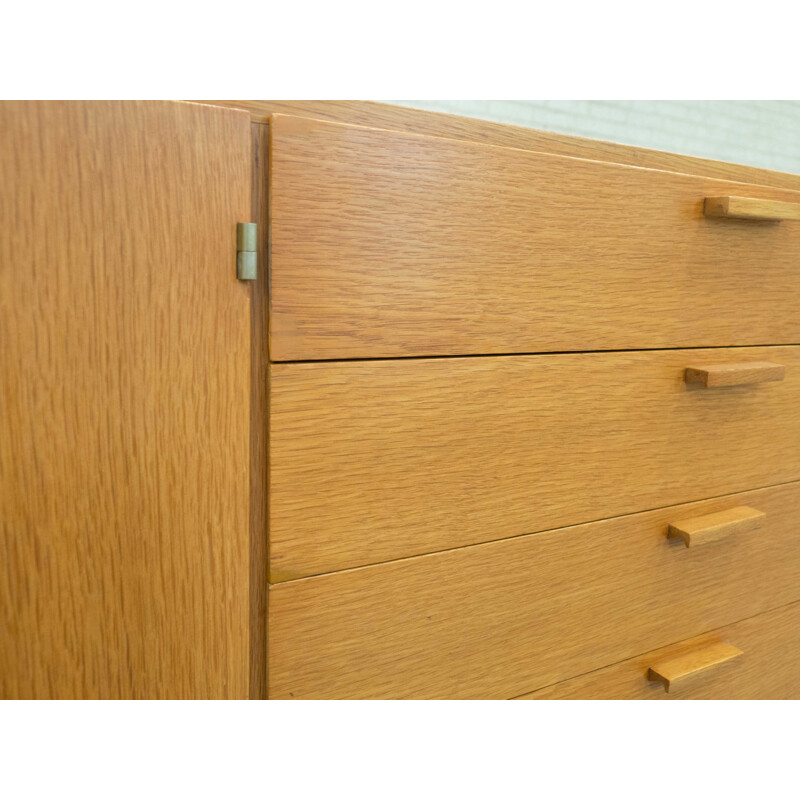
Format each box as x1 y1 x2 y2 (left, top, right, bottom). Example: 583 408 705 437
667 505 765 548
704 195 800 221
648 642 742 693
685 361 785 388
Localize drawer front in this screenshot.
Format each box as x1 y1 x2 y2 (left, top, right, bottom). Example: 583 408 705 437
270 346 800 579
269 115 800 361
521 600 800 700
269 482 800 699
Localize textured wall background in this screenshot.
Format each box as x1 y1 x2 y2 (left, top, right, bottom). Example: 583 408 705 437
393 101 800 175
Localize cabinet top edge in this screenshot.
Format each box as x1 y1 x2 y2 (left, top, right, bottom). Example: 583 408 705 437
198 99 800 192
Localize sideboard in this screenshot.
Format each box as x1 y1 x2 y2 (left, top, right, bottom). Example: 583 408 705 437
3 100 800 698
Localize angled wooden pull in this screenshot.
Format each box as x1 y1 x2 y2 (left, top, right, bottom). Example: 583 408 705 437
704 195 800 221
684 361 785 388
648 642 743 693
667 505 765 548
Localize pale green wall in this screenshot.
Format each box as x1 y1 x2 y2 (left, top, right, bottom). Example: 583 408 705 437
392 101 800 175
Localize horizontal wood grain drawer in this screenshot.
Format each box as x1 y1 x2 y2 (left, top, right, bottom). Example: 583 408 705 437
269 115 800 361
268 482 800 699
270 346 800 579
520 599 800 699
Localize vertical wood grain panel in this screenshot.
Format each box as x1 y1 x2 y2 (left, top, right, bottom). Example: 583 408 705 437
249 121 269 699
0 101 252 698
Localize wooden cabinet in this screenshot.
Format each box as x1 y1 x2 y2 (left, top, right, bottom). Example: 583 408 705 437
3 100 799 699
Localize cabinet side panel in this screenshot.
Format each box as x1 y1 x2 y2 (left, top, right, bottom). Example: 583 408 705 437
0 101 252 698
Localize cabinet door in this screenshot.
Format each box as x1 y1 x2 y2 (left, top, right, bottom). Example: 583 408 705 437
0 101 252 698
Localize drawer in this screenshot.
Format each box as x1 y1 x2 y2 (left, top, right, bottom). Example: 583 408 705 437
269 482 800 699
521 600 800 699
269 115 800 361
270 346 800 579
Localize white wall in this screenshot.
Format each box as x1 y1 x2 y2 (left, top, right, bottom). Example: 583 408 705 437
392 101 800 175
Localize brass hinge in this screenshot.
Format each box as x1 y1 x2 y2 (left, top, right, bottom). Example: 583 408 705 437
236 223 257 280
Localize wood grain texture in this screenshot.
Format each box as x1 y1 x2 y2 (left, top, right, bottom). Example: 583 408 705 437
647 642 742 693
268 482 800 699
667 506 765 548
685 361 785 387
705 195 800 221
269 115 800 360
0 101 252 699
206 100 800 191
270 346 800 579
248 122 269 699
521 600 800 699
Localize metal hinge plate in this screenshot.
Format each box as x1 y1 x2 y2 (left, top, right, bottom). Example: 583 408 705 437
236 222 257 280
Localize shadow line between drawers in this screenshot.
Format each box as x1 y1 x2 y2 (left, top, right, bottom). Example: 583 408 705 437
271 342 800 366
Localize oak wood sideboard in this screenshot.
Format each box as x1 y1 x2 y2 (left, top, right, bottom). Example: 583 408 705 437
3 100 800 698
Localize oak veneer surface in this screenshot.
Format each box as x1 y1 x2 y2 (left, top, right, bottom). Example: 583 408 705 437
521 600 800 700
269 115 800 361
269 482 800 699
0 101 253 699
270 346 800 579
248 121 270 699
211 100 800 191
